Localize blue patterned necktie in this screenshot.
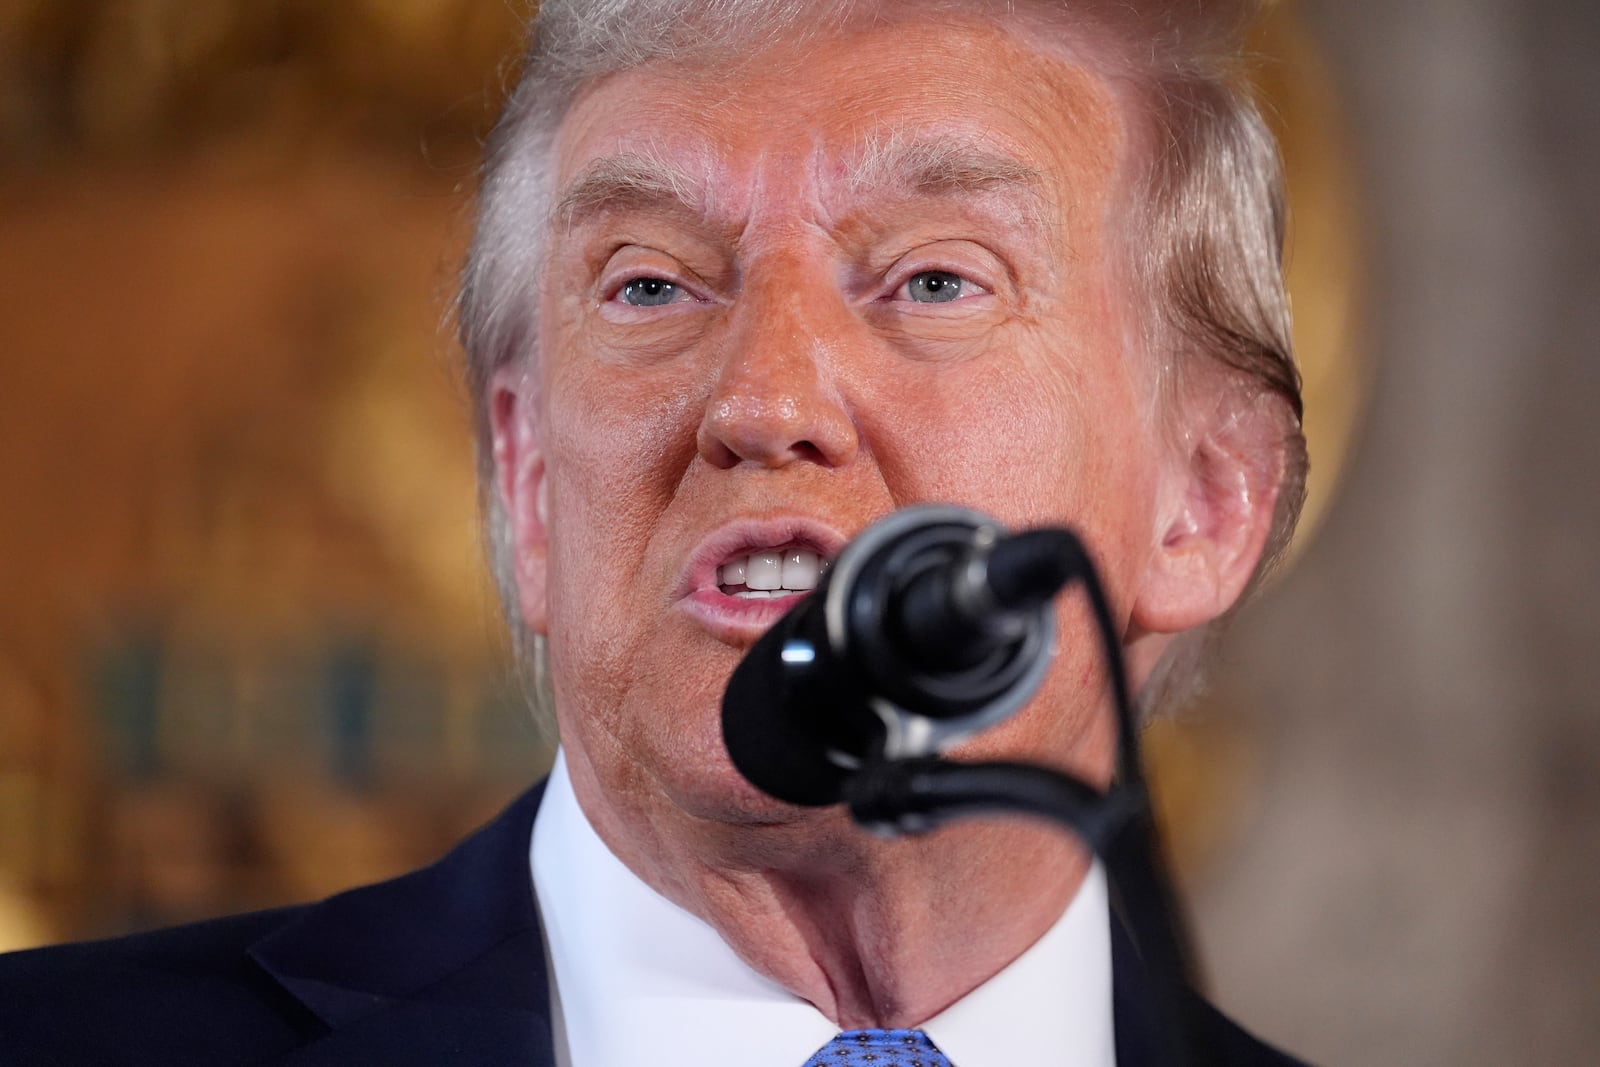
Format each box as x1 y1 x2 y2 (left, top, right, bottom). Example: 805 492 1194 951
802 1029 955 1067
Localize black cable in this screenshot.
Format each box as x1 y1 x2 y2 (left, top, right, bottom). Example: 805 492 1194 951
841 527 1213 1066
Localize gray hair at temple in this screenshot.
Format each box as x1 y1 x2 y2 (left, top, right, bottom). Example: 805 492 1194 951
457 0 1308 724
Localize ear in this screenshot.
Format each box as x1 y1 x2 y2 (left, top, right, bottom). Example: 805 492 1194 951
1130 388 1290 638
490 364 550 635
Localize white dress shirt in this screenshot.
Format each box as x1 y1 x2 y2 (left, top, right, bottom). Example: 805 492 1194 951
531 750 1115 1066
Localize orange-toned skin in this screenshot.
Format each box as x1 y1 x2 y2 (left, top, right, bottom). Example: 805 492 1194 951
491 16 1281 1030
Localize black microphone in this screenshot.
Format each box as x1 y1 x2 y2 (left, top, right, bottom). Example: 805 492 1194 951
721 505 1087 806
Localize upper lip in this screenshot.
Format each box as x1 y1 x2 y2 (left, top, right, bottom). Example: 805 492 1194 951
674 516 850 599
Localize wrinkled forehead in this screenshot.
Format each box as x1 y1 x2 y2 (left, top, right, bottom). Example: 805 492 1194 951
546 14 1129 236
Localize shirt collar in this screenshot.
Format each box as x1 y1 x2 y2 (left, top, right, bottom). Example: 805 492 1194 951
532 749 1114 1067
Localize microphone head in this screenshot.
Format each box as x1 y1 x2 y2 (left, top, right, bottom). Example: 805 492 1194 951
721 505 1068 807
720 608 867 806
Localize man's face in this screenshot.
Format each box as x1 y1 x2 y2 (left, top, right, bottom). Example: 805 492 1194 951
509 17 1182 826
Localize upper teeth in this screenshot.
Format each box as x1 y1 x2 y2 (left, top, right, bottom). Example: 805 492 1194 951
720 547 825 598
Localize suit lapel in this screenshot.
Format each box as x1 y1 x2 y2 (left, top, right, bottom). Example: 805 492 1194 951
1110 915 1305 1067
244 777 1287 1067
249 782 556 1066
268 1001 551 1066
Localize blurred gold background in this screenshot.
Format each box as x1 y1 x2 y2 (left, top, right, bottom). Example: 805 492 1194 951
0 0 545 946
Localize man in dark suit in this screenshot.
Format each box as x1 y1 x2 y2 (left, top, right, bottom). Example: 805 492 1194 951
1 1 1308 1062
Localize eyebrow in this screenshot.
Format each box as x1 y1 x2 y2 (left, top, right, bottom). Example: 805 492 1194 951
841 131 1046 205
554 149 716 232
553 133 1048 235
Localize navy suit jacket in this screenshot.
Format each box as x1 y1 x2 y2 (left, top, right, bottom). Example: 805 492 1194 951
0 781 1302 1065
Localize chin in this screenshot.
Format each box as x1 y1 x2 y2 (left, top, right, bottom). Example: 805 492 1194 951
647 736 825 828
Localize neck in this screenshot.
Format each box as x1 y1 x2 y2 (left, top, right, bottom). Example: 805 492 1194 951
566 751 1092 1029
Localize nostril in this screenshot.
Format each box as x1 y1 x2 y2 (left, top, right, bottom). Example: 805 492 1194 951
791 440 825 463
696 429 741 470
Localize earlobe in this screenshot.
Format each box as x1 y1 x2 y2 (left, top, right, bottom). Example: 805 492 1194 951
490 367 550 635
1130 390 1289 637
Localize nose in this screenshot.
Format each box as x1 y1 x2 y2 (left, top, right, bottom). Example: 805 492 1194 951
696 268 860 470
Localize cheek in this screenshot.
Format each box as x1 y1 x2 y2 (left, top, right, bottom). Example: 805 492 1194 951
538 357 704 670
543 338 703 539
899 367 1087 520
873 329 1148 524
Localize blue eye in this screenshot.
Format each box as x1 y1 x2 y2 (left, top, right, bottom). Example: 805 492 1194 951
904 271 966 303
621 278 680 306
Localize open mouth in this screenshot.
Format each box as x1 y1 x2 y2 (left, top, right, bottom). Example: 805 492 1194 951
717 544 831 599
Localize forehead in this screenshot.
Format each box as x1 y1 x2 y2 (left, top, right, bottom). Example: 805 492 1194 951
549 15 1126 228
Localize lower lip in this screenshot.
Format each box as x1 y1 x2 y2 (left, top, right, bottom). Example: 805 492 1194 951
678 587 812 644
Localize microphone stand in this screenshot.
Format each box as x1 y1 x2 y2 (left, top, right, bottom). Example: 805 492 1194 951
838 542 1214 1067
